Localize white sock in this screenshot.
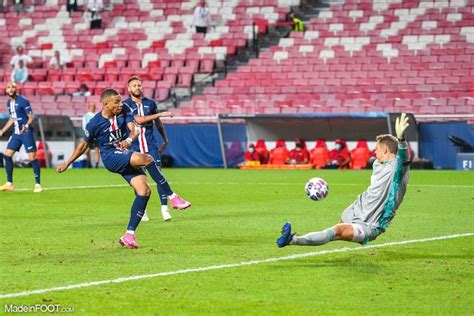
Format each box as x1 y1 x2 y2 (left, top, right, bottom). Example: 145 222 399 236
168 193 177 199
161 205 169 212
7 182 12 185
126 230 135 235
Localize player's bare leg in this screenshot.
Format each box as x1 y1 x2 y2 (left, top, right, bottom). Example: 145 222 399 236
119 175 151 249
94 148 100 168
84 147 91 168
130 152 191 210
0 149 16 191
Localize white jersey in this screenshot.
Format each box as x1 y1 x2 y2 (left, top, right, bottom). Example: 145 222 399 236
10 54 32 68
193 6 210 27
49 56 67 69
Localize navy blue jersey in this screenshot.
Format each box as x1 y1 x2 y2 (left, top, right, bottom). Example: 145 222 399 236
123 97 159 153
83 108 134 157
6 95 32 134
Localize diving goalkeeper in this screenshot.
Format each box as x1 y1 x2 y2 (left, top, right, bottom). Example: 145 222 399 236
277 113 411 247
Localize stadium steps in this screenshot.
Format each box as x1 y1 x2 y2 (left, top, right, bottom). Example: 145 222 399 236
177 0 330 108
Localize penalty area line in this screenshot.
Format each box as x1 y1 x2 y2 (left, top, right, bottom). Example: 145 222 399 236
1 233 473 299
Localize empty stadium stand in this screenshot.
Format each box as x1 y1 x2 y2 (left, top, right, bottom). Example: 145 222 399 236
178 0 473 116
0 0 297 115
0 0 472 119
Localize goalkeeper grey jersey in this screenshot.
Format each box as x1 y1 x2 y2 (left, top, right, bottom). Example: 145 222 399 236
341 141 410 231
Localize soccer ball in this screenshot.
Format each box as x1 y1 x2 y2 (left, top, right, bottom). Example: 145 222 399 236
305 177 329 201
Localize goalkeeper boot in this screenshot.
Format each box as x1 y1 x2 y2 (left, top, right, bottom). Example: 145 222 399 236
276 222 294 248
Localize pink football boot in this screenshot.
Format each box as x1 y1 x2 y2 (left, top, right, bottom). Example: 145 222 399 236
119 233 139 249
170 195 191 210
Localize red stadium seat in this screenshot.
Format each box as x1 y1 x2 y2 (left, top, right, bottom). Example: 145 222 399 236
350 140 370 169
200 59 214 73
52 82 66 94
30 69 47 81
40 43 53 50
47 70 61 81
156 87 170 101
21 82 37 96
37 87 54 96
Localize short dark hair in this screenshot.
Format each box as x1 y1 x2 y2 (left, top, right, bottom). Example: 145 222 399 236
100 88 120 104
376 134 398 154
127 76 141 85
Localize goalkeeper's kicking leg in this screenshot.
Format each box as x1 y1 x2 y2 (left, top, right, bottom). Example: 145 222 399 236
277 221 380 247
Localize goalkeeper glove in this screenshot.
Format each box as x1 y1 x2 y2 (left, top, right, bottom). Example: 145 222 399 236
395 113 409 141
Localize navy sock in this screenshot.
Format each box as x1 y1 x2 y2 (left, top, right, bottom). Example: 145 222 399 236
161 193 168 206
4 155 13 183
156 186 168 206
145 162 173 197
31 159 41 184
127 194 150 231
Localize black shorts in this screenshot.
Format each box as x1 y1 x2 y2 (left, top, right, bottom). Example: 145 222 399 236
196 26 207 34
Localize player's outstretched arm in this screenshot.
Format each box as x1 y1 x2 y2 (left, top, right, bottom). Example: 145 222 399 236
134 111 174 125
395 113 410 162
0 118 14 137
57 140 90 173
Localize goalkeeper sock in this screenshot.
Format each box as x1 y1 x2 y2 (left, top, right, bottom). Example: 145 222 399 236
294 228 336 246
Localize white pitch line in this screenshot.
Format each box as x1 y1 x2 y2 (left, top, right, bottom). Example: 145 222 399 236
15 184 130 192
13 182 474 192
1 233 472 300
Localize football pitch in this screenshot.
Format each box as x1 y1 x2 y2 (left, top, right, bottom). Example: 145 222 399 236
1 168 473 315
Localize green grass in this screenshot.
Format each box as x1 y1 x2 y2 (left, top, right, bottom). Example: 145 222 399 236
1 168 473 315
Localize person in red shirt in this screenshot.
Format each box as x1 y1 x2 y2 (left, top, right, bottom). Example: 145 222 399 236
269 139 289 165
255 139 269 164
327 138 351 169
244 143 260 166
288 138 310 165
